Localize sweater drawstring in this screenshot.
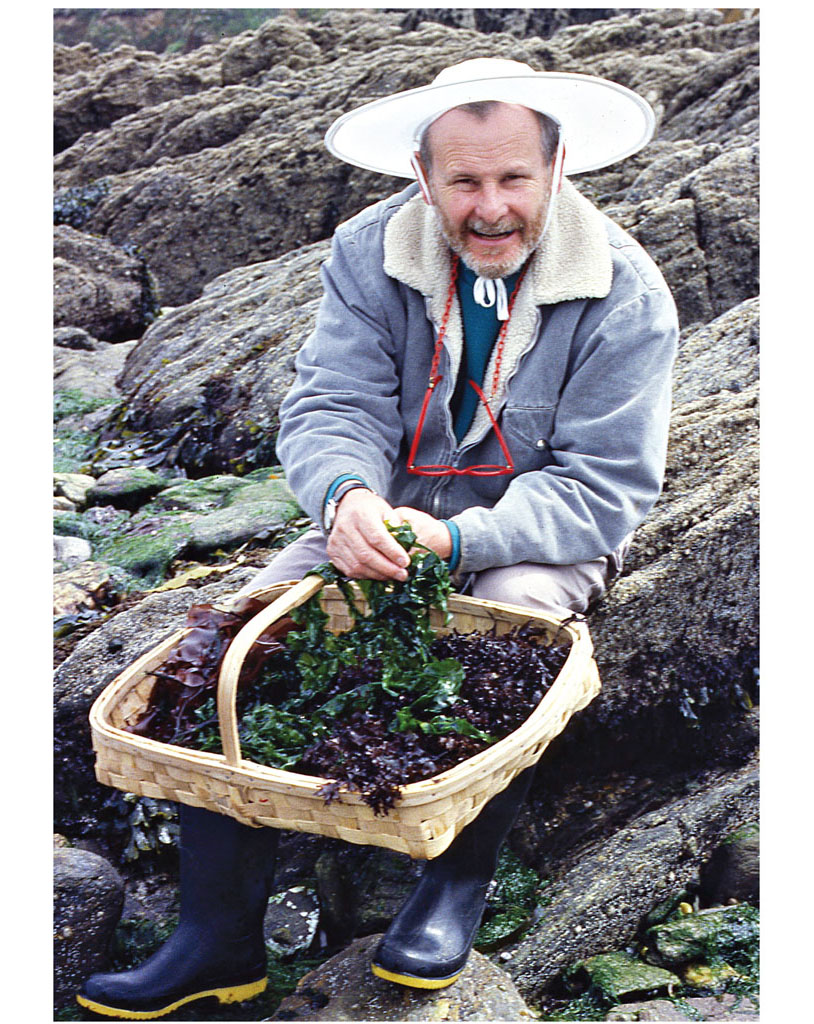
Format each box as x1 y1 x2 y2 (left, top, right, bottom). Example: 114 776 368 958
473 276 509 320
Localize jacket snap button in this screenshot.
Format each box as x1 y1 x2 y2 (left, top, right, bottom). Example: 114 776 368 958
536 439 547 449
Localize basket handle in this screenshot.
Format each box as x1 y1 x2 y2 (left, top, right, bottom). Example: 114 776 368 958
216 574 325 767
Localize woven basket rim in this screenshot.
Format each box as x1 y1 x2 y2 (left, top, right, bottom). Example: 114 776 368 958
89 587 592 807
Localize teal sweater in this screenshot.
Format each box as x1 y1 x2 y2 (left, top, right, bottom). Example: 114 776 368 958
452 263 522 442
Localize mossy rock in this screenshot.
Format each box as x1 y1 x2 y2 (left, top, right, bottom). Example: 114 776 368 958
54 388 117 424
54 510 95 541
222 477 297 508
93 515 194 586
644 904 759 968
150 474 246 512
187 478 301 553
87 467 168 510
567 951 681 1001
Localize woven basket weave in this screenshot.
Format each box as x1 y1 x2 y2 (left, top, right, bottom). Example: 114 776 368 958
89 575 600 859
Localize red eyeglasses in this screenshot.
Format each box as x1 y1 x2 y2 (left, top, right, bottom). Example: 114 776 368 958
407 256 526 478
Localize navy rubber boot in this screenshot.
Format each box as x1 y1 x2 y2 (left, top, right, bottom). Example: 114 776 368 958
371 765 536 988
77 805 278 1019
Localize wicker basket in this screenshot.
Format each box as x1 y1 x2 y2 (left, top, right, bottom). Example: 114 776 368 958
89 575 600 859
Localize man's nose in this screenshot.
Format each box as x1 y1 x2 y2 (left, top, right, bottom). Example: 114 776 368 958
474 183 508 222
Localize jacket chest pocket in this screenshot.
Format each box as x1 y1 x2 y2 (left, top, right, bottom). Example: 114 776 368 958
500 406 557 472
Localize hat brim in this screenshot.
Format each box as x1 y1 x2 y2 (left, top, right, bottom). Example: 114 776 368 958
325 71 655 177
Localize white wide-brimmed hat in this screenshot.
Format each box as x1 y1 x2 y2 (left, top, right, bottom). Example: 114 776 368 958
325 57 656 177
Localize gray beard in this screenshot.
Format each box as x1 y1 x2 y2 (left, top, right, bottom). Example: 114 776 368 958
434 212 547 280
457 243 534 279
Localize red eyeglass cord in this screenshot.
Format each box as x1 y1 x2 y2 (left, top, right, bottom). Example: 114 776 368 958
407 255 527 476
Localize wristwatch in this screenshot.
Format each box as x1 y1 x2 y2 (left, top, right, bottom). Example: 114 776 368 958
323 480 370 532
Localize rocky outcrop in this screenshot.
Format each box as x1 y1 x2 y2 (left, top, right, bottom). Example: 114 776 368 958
398 8 640 39
53 225 158 341
53 9 758 311
53 840 124 1003
564 298 759 772
53 38 228 152
111 241 328 476
270 934 537 1021
507 755 758 1001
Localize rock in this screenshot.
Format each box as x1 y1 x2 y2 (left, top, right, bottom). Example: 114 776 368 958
53 534 92 567
604 993 759 1021
53 843 125 1005
264 886 320 957
111 242 328 476
699 825 759 906
555 299 759 778
54 338 136 405
270 933 537 1021
150 474 247 511
187 477 300 553
506 755 758 1002
54 472 97 508
81 473 301 583
567 951 681 1001
220 16 322 83
400 8 634 39
53 37 228 152
91 510 195 584
643 905 759 969
54 325 100 350
53 225 157 341
53 562 120 618
87 467 167 509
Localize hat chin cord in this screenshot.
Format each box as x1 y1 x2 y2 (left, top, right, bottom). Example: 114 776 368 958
540 136 565 241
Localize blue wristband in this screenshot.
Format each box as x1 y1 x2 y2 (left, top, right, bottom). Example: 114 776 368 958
324 473 370 510
441 519 461 572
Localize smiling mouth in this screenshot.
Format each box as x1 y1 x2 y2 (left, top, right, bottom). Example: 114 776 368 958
470 227 517 240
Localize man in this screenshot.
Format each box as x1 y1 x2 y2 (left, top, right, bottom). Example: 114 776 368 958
78 59 678 1017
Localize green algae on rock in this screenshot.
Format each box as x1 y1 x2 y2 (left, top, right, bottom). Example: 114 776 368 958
476 850 545 952
87 467 168 510
643 904 759 969
567 951 681 1002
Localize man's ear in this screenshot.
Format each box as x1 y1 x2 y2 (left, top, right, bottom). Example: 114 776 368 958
411 153 434 206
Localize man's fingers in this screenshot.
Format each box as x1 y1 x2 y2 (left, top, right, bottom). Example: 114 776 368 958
329 532 408 581
326 490 410 580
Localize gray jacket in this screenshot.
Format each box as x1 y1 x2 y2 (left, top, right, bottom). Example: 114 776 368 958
277 181 678 574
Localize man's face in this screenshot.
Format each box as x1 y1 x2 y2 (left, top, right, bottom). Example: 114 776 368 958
422 104 556 279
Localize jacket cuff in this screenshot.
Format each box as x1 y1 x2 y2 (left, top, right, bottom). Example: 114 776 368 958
440 519 461 572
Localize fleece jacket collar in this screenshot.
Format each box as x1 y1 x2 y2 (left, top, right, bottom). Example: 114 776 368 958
382 178 613 446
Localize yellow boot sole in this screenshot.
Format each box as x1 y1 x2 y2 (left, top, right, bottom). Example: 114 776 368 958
76 976 267 1019
371 961 462 989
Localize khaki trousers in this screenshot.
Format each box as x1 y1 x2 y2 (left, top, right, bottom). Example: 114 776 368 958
236 528 630 619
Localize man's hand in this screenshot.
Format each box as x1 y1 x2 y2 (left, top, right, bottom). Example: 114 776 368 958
326 489 411 581
391 506 453 561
